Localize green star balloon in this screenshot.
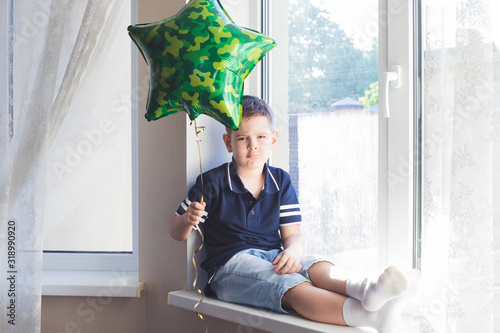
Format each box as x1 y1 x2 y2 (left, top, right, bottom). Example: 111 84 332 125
128 0 277 130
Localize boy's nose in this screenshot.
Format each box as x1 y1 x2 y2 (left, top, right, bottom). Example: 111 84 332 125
247 140 257 150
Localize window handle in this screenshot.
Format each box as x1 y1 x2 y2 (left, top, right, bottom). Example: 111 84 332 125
381 65 401 118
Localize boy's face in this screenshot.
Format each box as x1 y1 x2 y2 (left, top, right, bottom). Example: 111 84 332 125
223 115 278 172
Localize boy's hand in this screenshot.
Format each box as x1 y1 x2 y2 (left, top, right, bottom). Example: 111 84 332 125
184 201 206 228
272 249 303 275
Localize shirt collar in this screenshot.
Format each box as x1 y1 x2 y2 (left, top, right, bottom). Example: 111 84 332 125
227 160 280 195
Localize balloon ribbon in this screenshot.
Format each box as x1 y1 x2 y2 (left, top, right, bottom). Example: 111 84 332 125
191 120 208 333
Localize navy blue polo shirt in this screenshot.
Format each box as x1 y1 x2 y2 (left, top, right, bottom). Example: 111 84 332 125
175 160 302 278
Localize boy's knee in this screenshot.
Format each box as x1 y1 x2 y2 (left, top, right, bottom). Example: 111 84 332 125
306 260 334 276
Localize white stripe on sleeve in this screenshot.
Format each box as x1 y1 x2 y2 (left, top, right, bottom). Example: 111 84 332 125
280 211 301 218
280 204 300 211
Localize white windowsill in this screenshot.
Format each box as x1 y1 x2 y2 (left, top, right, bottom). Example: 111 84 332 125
168 290 376 333
42 270 144 298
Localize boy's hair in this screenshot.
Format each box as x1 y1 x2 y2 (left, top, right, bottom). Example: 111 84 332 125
226 95 274 134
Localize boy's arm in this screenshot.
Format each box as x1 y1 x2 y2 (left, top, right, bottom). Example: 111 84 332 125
169 201 206 241
272 224 305 275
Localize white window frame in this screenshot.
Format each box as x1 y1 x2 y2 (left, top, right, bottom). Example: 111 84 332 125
267 0 417 271
37 0 141 296
379 0 415 271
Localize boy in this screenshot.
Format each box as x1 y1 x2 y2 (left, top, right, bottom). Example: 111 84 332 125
170 96 409 332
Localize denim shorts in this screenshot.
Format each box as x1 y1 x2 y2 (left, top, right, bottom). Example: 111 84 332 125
209 248 329 314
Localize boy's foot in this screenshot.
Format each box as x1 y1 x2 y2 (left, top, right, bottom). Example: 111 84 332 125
346 265 409 312
343 296 405 333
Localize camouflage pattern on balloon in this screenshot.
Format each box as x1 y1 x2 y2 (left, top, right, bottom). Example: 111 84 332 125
127 0 277 130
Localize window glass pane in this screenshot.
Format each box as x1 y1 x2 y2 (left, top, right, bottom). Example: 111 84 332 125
43 2 132 253
287 0 378 272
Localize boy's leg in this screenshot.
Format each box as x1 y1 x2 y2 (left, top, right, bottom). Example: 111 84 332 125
282 280 406 332
342 295 407 332
305 261 348 295
281 282 348 325
210 249 314 313
307 261 409 312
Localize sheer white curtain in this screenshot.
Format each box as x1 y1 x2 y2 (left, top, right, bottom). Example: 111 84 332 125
0 1 125 331
420 0 499 331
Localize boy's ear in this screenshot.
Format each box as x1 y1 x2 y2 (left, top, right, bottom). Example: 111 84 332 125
223 133 232 152
271 129 278 149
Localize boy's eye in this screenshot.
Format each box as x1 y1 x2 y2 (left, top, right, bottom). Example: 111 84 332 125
238 137 247 141
258 135 266 139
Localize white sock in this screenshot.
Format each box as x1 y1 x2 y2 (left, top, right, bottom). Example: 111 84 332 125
345 265 409 312
342 297 404 333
